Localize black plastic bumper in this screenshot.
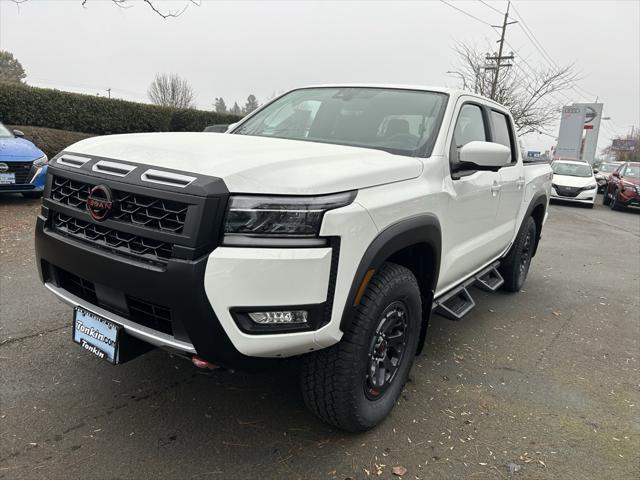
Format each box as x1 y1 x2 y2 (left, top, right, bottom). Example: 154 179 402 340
36 212 277 371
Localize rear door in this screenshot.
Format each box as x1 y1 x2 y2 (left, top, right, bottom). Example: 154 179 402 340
438 101 503 292
492 109 524 248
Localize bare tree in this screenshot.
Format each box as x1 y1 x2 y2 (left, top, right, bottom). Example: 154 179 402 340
450 42 578 135
10 0 200 19
147 73 194 109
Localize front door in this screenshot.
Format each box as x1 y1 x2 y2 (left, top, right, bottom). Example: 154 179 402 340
438 101 503 293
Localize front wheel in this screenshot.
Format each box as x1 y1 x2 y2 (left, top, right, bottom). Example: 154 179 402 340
300 262 421 432
610 189 622 211
499 216 537 292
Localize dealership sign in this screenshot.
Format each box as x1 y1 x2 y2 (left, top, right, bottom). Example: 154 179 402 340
555 105 586 160
612 138 637 151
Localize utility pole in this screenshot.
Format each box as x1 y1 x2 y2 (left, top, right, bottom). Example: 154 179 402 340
106 88 111 99
488 1 517 100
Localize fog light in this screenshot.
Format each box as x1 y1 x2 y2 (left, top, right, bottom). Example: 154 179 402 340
248 310 308 324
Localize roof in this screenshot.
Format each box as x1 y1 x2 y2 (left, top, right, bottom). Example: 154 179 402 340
291 83 503 107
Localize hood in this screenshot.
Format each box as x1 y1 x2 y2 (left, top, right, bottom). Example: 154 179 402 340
64 133 423 194
0 137 44 161
552 173 595 188
621 175 640 186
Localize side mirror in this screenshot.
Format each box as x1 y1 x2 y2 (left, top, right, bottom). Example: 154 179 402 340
13 129 25 138
593 168 599 174
226 122 239 133
459 141 511 168
611 171 620 178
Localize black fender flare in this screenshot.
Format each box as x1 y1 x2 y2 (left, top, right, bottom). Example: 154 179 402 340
339 214 442 333
520 191 548 257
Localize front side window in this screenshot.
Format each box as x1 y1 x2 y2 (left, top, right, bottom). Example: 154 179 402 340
233 87 448 157
449 104 487 166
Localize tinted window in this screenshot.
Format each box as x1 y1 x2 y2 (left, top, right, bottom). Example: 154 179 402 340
450 104 487 166
491 111 513 152
623 164 640 177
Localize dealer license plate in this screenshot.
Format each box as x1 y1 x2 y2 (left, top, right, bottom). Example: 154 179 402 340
0 173 16 184
73 307 121 364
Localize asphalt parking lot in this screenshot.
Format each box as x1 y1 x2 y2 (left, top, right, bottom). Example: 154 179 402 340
1 195 638 480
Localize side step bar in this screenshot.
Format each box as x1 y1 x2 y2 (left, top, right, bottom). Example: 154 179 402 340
433 263 504 321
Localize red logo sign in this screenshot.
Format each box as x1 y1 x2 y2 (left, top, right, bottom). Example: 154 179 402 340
86 185 113 221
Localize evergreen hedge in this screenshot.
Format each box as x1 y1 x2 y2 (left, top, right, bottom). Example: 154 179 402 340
0 82 241 135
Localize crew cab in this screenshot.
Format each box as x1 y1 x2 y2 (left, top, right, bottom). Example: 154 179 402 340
35 85 551 431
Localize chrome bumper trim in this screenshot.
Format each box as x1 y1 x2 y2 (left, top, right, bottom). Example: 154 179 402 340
44 282 196 354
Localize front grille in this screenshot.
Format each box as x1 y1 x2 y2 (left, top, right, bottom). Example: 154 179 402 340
554 185 581 197
126 296 173 335
51 176 188 234
2 161 33 184
55 267 173 336
56 268 98 304
52 212 173 264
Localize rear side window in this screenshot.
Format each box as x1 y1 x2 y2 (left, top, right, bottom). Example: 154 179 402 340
450 104 487 166
491 111 514 157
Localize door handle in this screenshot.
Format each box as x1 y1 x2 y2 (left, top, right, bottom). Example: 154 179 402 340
490 183 502 197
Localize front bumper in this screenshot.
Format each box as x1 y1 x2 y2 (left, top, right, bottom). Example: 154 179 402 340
551 186 597 204
0 164 47 193
616 189 640 206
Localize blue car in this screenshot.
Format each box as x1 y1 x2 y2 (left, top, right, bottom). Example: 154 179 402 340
0 122 48 198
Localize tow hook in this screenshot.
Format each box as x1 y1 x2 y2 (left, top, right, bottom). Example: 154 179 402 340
191 355 220 370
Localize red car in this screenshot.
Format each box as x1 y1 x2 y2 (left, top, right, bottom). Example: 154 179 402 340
603 162 640 210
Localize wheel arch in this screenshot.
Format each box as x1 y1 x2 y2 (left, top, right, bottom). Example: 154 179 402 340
340 214 442 353
524 192 548 257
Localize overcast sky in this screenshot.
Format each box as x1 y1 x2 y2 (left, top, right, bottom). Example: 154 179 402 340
1 0 638 153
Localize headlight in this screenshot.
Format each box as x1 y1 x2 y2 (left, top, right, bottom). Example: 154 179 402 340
584 183 597 190
33 155 48 168
223 191 356 246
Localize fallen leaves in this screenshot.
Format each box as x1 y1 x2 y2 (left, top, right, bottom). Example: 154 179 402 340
391 465 407 476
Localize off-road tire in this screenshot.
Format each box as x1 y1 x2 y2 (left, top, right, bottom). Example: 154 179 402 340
300 262 421 432
499 216 537 292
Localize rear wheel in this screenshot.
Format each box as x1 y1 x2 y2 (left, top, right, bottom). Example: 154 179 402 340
499 216 537 292
300 262 421 432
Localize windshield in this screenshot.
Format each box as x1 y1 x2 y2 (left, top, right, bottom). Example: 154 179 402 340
624 164 640 178
552 162 592 177
0 122 13 138
599 163 619 173
233 87 448 157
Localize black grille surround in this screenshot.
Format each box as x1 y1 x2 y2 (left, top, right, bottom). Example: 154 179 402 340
52 212 174 264
51 176 188 234
553 184 591 198
43 155 229 265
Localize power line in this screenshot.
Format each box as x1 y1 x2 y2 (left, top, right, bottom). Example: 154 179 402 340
477 0 503 15
438 0 494 27
509 2 599 101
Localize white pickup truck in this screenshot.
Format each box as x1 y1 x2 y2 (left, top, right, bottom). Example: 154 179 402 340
35 85 552 431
